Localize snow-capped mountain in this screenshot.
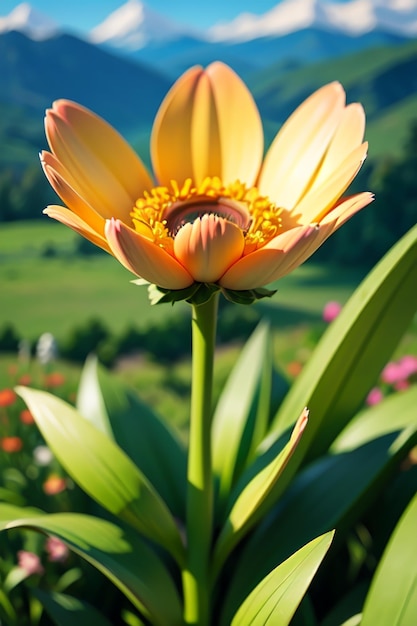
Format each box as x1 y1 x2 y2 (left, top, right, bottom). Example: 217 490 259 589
89 0 204 50
1 0 416 50
0 2 58 40
209 0 417 42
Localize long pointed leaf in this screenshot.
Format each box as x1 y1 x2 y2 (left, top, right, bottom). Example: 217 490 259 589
76 355 113 437
360 492 417 626
0 506 183 626
228 531 334 626
16 387 184 565
268 224 417 458
77 355 187 518
244 226 417 523
223 412 417 619
332 385 417 452
212 322 273 511
33 589 113 626
213 410 308 577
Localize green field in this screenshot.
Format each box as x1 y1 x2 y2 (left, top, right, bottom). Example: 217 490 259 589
1 219 416 429
0 220 368 345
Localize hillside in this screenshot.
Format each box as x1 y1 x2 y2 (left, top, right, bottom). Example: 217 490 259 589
0 30 171 171
0 30 416 175
249 37 417 158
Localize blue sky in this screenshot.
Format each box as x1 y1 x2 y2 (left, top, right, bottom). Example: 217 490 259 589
1 1 292 32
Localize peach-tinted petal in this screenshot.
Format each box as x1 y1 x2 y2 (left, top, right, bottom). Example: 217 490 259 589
220 224 333 290
292 142 368 224
275 223 335 277
151 63 263 187
268 195 373 283
259 82 346 209
105 219 194 289
204 62 263 186
44 205 110 253
151 66 204 186
321 192 374 229
41 152 106 236
174 214 245 283
45 100 153 221
309 103 366 192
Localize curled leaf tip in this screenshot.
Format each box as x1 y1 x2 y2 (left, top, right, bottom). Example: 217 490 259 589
290 408 309 446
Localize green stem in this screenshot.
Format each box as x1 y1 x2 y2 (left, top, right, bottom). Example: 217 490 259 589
183 292 219 626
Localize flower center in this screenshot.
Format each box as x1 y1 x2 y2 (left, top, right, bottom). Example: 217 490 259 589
130 176 282 255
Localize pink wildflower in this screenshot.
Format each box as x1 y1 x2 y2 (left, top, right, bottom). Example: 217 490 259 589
366 387 384 406
322 301 342 323
45 536 69 562
17 551 44 576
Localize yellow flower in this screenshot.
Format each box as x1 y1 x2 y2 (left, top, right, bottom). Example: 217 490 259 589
41 62 372 298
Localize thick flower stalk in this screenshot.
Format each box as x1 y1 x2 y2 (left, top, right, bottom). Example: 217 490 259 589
41 62 372 303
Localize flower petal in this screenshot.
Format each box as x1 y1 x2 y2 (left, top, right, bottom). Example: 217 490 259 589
43 205 110 253
174 214 245 283
45 100 153 221
321 192 374 229
151 62 263 187
105 219 194 290
41 151 106 236
204 62 263 186
308 103 366 192
292 142 368 225
259 82 346 209
220 224 334 290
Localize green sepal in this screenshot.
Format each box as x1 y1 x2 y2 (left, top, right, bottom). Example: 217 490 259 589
148 282 203 305
148 282 277 306
221 286 277 305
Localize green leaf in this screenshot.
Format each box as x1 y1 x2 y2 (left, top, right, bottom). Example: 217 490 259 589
212 322 274 513
54 568 83 593
76 355 113 437
268 224 417 459
223 417 417 619
3 567 32 592
33 589 113 626
340 616 362 626
16 387 184 565
0 505 183 626
242 225 417 524
332 385 417 452
228 531 334 626
77 356 187 518
320 583 367 626
360 492 417 626
213 410 308 577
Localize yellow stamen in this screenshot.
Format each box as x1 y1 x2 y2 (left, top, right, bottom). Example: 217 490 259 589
130 177 282 254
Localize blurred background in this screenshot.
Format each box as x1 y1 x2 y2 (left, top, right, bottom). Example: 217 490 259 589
1 5 416 624
1 0 416 396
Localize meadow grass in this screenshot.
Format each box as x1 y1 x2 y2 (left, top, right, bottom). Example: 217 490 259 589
1 219 416 429
1 220 366 344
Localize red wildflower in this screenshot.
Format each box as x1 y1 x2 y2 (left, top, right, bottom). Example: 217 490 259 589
1 436 23 453
43 474 67 495
18 374 32 385
45 372 66 388
20 409 35 425
0 388 17 407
